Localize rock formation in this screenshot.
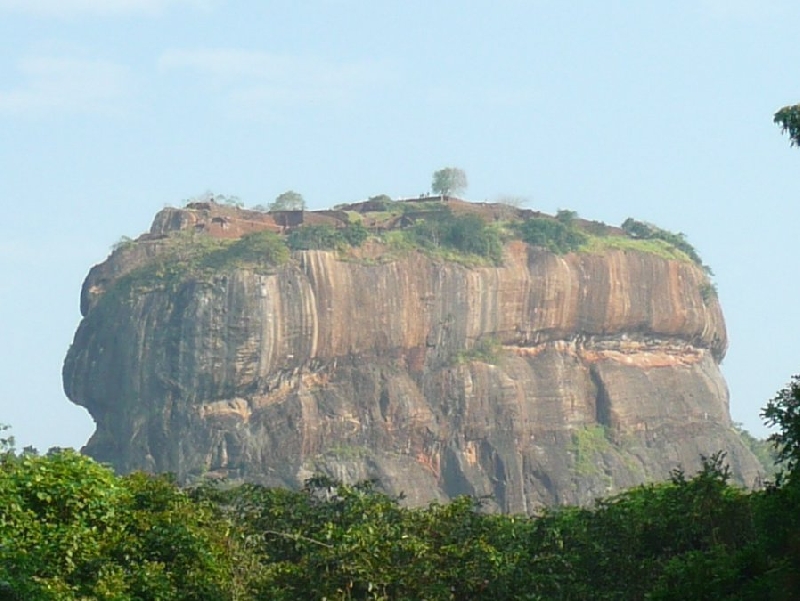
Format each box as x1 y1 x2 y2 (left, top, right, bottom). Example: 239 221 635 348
63 199 763 512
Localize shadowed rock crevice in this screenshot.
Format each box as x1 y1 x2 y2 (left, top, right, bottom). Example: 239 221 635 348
590 364 613 432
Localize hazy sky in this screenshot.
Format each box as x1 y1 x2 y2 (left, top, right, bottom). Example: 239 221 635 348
2 0 800 450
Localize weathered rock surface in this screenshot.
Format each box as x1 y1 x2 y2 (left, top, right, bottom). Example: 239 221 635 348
64 203 763 512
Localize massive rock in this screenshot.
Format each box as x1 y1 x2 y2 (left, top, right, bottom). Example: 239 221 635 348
64 202 763 512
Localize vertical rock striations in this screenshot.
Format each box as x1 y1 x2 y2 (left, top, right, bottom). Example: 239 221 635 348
64 204 762 512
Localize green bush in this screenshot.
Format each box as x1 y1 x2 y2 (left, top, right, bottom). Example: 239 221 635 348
555 209 578 223
287 224 343 250
699 280 718 304
212 230 289 267
367 194 394 209
103 230 289 300
571 425 613 477
621 218 711 274
0 451 240 599
341 220 369 246
287 222 369 251
517 216 588 254
457 336 503 364
408 211 504 264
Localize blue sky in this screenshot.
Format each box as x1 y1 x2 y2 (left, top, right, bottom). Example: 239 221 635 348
2 0 799 450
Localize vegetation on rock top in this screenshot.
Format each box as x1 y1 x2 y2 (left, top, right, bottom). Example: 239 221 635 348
105 229 289 300
99 182 717 310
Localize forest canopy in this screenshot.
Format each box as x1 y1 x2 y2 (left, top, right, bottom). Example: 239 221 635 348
1 385 799 601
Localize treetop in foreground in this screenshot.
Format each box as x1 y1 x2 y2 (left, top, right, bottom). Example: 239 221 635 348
775 103 800 147
1 437 798 599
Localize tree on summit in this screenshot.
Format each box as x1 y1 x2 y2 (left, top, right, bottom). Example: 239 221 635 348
269 190 306 212
431 167 468 197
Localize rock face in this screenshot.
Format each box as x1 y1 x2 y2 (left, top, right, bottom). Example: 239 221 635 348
64 202 763 512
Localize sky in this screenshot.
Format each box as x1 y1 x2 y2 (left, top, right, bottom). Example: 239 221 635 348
1 0 800 451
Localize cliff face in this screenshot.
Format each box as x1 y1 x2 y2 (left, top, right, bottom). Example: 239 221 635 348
64 204 762 511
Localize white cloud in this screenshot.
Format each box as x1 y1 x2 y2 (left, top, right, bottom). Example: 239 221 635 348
0 56 132 116
0 0 211 17
159 48 394 118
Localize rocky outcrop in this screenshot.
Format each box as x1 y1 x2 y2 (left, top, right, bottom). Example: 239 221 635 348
63 203 762 512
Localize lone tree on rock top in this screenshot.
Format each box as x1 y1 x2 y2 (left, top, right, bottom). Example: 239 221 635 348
431 167 468 197
269 190 306 212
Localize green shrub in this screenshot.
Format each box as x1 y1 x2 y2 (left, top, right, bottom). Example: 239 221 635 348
583 234 690 262
0 451 241 599
287 224 343 250
457 336 503 364
555 209 578 223
287 222 369 251
408 212 504 264
571 425 613 477
583 220 613 236
517 217 588 254
111 235 134 252
621 218 710 273
341 220 369 246
103 230 289 299
367 194 394 209
699 280 718 304
213 230 289 267
733 423 779 479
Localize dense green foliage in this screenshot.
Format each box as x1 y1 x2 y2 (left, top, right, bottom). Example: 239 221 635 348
386 208 504 265
516 216 588 254
3 384 800 601
775 104 800 147
108 230 289 298
0 451 241 599
0 424 13 454
218 230 291 267
413 212 503 263
287 221 369 251
763 375 800 482
735 422 779 478
0 450 793 600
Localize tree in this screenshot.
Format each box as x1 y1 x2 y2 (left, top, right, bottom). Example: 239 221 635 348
0 424 13 455
0 451 243 599
775 104 800 146
409 211 503 263
269 190 306 212
431 167 468 197
763 375 800 483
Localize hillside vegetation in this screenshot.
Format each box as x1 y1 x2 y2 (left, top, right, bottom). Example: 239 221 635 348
106 196 715 301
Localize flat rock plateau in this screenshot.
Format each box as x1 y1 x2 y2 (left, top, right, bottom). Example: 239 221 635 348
63 198 763 512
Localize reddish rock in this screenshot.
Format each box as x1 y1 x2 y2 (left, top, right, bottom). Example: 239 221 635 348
63 203 762 512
